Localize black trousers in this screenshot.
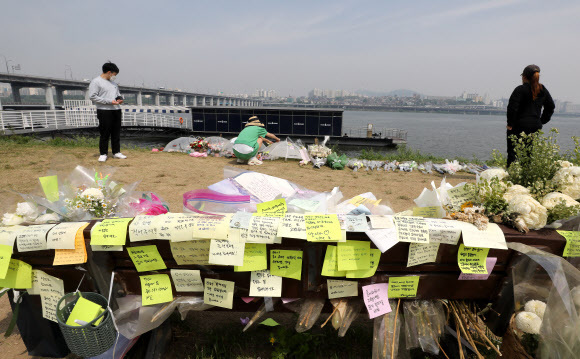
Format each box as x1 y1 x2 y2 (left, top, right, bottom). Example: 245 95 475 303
506 128 538 167
97 109 122 155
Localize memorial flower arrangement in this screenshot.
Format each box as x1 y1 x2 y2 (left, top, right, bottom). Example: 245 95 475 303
1 201 61 226
64 186 117 219
191 139 208 152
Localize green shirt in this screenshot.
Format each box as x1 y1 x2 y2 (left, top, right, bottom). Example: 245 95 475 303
235 126 267 148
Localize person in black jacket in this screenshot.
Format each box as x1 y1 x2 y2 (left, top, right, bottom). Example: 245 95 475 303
506 64 555 167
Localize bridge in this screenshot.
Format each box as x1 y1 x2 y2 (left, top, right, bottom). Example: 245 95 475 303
0 73 261 110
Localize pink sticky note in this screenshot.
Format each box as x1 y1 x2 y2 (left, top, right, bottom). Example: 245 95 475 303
362 283 392 319
241 297 254 304
458 257 497 280
282 298 299 304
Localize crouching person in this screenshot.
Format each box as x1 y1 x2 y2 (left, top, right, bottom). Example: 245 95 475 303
233 116 280 165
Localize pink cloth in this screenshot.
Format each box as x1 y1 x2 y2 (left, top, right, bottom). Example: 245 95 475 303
190 152 208 157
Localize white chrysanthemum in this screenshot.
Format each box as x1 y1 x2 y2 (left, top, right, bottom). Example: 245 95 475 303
552 163 580 199
541 192 580 210
503 185 531 201
81 188 104 200
15 202 39 220
504 191 548 230
2 213 25 226
515 311 542 334
524 300 547 320
35 213 60 224
479 168 509 182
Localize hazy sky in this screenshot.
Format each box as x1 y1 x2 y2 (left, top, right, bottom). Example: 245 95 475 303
1 0 579 101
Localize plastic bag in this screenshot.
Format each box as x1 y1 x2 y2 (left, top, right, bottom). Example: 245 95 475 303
295 298 325 333
403 300 444 355
372 300 403 359
327 153 348 170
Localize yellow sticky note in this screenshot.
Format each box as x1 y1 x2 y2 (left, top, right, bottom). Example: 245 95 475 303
558 230 580 257
39 175 59 202
54 224 88 265
0 244 13 279
327 279 358 299
47 222 88 250
127 245 167 272
234 243 267 272
140 274 174 306
204 278 235 309
447 185 477 208
388 276 420 298
304 214 342 242
347 248 381 278
191 215 230 240
349 196 381 207
29 270 64 296
412 207 440 218
0 259 32 289
90 218 133 246
270 249 303 280
277 214 307 240
457 244 489 274
256 198 287 217
247 216 280 243
249 269 282 297
209 239 245 266
0 226 23 247
394 216 430 243
169 239 211 265
407 243 440 267
337 240 370 271
321 245 347 277
170 269 204 292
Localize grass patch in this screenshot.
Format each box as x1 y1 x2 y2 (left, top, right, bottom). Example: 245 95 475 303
398 195 411 200
0 135 148 151
358 145 487 165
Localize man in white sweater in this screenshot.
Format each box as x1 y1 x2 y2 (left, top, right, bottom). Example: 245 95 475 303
89 62 127 162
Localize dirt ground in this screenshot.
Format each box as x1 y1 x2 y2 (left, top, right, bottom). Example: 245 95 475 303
0 146 475 358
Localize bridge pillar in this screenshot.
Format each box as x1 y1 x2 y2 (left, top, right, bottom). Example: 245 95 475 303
155 93 160 106
202 96 206 106
182 95 187 106
215 98 220 106
45 86 55 110
10 84 22 103
169 94 175 106
84 89 90 101
55 87 65 106
209 97 214 106
137 91 143 106
193 96 197 107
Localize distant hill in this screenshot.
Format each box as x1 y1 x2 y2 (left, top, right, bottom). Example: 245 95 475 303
356 89 423 97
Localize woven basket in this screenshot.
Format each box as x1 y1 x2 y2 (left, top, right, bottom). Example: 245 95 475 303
56 292 117 357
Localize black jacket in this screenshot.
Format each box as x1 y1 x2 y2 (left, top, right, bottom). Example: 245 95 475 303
506 83 555 132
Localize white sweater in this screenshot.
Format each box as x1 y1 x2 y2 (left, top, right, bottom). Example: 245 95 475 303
88 76 121 110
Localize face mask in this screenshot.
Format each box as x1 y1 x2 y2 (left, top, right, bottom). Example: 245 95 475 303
110 75 117 82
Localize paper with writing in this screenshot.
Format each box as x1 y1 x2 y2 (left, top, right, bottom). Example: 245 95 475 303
347 248 381 278
29 269 63 295
90 218 133 246
459 257 497 280
349 196 381 207
426 219 462 245
337 240 370 271
127 245 167 272
191 215 230 240
412 206 440 218
394 216 430 243
447 184 477 208
234 243 267 272
362 283 391 319
246 216 280 243
459 222 507 250
39 175 59 202
0 226 22 246
230 211 253 229
16 224 55 252
204 278 235 309
365 228 399 253
327 279 358 299
368 215 394 229
129 215 159 242
388 276 420 298
321 245 347 277
209 239 245 266
343 215 369 232
0 244 13 279
289 199 320 212
140 274 174 306
41 293 61 322
46 222 87 250
234 172 283 202
270 249 303 280
458 244 489 274
250 269 282 297
304 214 342 242
558 230 580 257
407 243 440 267
169 239 211 265
91 245 123 252
155 213 197 242
277 213 307 240
256 198 287 217
0 259 32 289
170 269 204 292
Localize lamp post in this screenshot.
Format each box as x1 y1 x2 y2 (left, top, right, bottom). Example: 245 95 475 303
0 54 9 73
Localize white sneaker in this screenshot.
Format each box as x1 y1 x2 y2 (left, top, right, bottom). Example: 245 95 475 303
98 155 108 162
113 153 127 159
248 156 263 165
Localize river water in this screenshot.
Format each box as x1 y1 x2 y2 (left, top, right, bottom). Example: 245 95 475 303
343 111 580 160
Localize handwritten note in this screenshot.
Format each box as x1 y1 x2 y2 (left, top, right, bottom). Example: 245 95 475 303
209 239 245 266
256 198 287 217
169 239 211 265
191 215 229 240
277 213 307 240
368 215 394 229
362 283 391 319
459 222 507 250
204 278 235 309
337 240 370 271
365 228 399 253
250 269 282 297
458 244 489 274
246 216 280 243
321 245 347 277
234 172 283 202
448 184 477 208
234 243 267 272
41 293 61 322
0 259 32 289
327 279 358 299
127 245 167 272
347 248 381 278
394 216 430 243
16 224 55 252
350 196 381 207
53 226 88 265
289 199 320 212
0 226 22 246
47 222 87 249
558 230 580 257
412 206 440 218
304 214 342 242
459 257 497 280
0 244 13 279
170 269 204 292
407 243 440 267
90 218 133 246
129 215 159 242
388 276 419 298
270 250 303 280
155 213 197 242
230 211 253 229
426 219 462 245
29 269 63 296
140 274 174 306
39 175 59 202
343 215 369 232
91 245 123 252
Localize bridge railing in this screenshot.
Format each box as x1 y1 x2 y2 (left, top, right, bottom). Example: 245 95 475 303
343 127 408 141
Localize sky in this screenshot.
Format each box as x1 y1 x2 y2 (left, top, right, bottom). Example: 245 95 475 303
1 0 579 101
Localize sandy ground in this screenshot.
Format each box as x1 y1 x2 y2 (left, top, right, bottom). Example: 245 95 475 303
0 146 475 358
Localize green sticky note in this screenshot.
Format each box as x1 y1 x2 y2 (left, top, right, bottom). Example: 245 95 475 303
457 244 489 274
260 318 280 327
90 218 133 246
140 274 174 306
558 230 580 257
304 214 342 242
65 296 103 327
39 175 59 202
0 259 32 289
0 244 13 279
321 245 347 277
388 276 420 298
127 245 167 272
234 243 267 272
412 207 440 218
347 248 381 278
270 249 303 280
256 198 287 217
337 240 370 271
